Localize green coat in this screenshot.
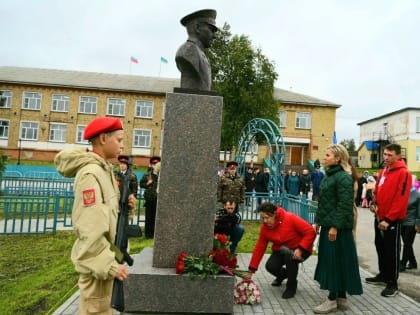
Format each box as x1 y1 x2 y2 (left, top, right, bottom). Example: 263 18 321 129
315 164 354 229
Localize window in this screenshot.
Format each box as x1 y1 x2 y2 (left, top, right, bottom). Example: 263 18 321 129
416 117 420 133
135 100 153 118
76 125 89 144
279 111 286 127
52 94 70 112
49 124 67 142
0 90 12 108
133 129 151 147
0 120 9 138
79 96 97 114
416 147 420 162
107 98 126 116
295 112 311 129
20 121 39 140
23 92 41 110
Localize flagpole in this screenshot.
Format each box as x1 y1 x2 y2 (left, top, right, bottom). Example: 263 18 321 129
158 61 162 77
129 61 132 75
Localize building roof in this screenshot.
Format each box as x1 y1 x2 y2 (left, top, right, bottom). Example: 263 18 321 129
273 88 341 108
364 140 380 150
0 66 178 95
0 66 340 107
357 107 420 125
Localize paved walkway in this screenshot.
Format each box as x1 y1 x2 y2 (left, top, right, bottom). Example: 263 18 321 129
53 208 420 314
53 254 420 315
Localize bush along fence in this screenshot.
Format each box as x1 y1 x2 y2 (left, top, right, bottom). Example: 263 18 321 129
0 174 317 235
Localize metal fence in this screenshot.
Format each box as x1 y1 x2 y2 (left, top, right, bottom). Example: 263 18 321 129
0 174 317 235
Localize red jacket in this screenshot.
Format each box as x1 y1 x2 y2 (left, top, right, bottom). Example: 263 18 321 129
248 207 316 272
375 159 411 222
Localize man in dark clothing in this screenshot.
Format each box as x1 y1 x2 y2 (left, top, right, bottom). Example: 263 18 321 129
311 167 324 201
255 167 270 206
214 199 244 253
114 155 138 196
140 156 161 239
299 169 311 199
245 168 256 206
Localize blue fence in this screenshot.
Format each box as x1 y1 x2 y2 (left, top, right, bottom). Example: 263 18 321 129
0 174 317 235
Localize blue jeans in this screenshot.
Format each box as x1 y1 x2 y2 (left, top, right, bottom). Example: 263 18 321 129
230 224 245 254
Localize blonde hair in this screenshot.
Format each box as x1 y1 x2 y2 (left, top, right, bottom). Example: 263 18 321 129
327 144 351 175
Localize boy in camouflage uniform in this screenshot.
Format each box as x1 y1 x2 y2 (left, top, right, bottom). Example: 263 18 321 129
217 161 246 210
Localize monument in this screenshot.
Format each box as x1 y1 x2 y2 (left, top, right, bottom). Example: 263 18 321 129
123 9 234 314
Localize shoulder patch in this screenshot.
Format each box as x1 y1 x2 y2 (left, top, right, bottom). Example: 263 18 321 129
82 189 96 206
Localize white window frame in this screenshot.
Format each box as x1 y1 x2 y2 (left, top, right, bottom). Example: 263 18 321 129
133 129 151 147
49 123 67 142
22 92 41 110
279 110 287 127
416 146 420 162
76 125 89 144
20 121 39 140
107 98 126 116
0 119 10 138
79 96 97 114
135 100 154 118
295 112 311 129
416 117 420 133
52 94 70 112
0 90 12 108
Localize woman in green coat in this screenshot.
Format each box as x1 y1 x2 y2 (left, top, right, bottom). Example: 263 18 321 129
313 144 363 314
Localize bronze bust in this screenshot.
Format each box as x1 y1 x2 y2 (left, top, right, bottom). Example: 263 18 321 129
175 9 218 91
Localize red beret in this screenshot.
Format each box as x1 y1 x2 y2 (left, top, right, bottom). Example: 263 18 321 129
150 156 161 164
83 117 123 140
118 155 129 164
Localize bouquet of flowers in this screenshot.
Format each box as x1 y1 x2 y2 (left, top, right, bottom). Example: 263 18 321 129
234 279 261 305
175 234 251 279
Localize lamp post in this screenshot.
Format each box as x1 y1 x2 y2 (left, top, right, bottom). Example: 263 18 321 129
17 138 22 165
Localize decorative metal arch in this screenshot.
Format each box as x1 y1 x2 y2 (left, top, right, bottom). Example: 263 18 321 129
235 118 286 195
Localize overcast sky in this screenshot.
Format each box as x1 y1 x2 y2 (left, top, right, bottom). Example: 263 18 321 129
1 0 419 147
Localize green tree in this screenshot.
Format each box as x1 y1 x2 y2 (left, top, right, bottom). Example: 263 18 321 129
207 23 278 152
340 139 356 152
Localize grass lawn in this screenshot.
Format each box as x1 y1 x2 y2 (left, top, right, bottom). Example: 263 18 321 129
0 221 262 315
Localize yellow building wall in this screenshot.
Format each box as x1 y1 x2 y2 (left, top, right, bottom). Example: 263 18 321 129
0 82 166 165
2 82 338 168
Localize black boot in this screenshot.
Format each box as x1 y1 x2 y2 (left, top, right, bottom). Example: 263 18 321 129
271 268 287 286
282 280 297 299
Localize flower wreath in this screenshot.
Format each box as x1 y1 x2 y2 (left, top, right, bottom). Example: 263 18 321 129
234 279 261 305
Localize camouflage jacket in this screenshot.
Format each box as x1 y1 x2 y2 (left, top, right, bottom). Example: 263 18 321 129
217 173 246 205
114 170 138 197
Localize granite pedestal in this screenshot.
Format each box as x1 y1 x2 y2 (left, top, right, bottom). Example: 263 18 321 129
124 92 234 313
123 249 234 314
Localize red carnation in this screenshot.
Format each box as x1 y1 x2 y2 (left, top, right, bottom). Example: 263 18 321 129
215 233 228 246
176 261 185 274
177 251 188 261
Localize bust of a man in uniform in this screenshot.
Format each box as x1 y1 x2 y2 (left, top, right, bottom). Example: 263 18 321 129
175 9 218 91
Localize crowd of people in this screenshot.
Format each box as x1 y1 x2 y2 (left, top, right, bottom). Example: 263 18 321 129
55 116 419 314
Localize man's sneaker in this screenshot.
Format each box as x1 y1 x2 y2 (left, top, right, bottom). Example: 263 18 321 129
365 275 386 285
381 284 398 297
